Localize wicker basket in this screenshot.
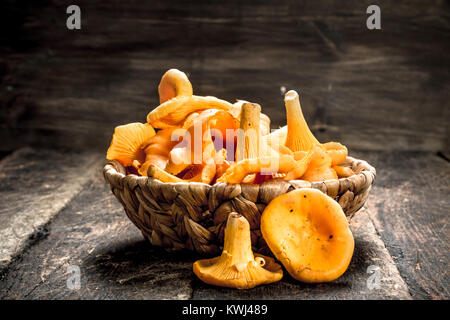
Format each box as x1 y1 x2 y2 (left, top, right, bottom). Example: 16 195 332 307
103 156 376 256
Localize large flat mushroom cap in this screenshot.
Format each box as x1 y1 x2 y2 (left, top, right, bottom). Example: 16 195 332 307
261 188 354 283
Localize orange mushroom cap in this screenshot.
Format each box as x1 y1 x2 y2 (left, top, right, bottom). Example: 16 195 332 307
300 145 338 182
106 122 156 167
322 142 348 166
261 188 354 283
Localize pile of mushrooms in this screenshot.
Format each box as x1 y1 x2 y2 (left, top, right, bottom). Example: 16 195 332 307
106 69 356 289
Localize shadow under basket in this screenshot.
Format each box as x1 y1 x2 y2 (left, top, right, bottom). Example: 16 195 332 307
103 156 376 256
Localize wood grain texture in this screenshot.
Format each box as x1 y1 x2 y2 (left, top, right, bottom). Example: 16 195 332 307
0 165 195 299
0 0 449 153
0 147 101 272
355 151 450 299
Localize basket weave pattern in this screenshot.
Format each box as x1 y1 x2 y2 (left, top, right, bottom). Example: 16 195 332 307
103 156 376 256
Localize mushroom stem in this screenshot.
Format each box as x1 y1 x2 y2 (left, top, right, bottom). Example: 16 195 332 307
284 90 319 152
235 103 261 162
222 213 256 271
192 212 283 289
231 100 271 136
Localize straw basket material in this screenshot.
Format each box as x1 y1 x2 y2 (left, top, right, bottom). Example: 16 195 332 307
103 156 376 256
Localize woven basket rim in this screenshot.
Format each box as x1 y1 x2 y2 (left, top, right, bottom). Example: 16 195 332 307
103 156 376 191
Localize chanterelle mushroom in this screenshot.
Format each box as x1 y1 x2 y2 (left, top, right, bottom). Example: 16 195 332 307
193 212 283 289
261 188 354 283
284 90 320 152
158 69 193 104
106 122 156 169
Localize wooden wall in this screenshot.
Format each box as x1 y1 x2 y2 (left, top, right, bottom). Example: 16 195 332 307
1 0 449 153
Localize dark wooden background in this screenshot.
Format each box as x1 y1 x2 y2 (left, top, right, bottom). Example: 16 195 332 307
1 0 449 153
0 0 448 300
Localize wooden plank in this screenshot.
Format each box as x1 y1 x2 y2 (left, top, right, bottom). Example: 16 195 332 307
0 147 102 272
0 1 449 153
354 150 449 299
0 157 410 299
0 167 194 299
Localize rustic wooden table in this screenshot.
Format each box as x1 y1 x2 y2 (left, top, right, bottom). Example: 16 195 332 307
0 1 448 299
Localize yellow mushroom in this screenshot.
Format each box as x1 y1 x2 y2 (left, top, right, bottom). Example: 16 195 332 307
193 212 283 289
158 69 193 104
284 90 320 152
148 157 216 184
264 125 287 146
147 95 233 129
261 188 355 283
165 109 236 176
301 145 338 182
323 142 348 166
218 116 313 183
147 164 184 183
148 129 217 184
333 165 355 178
213 149 230 181
106 122 156 168
217 154 312 184
284 150 314 180
230 102 289 183
233 102 263 183
137 127 182 176
235 102 262 162
231 100 271 136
